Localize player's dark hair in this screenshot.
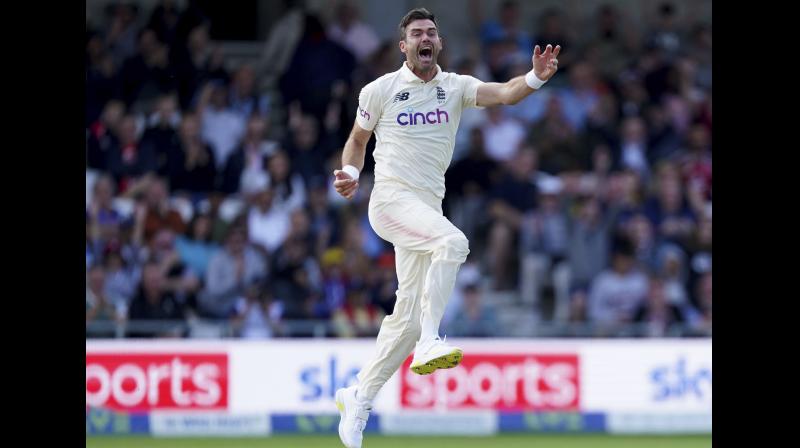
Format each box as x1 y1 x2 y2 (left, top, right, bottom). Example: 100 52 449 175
398 8 438 41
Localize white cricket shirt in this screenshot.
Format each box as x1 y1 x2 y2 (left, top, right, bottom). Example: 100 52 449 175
355 63 484 199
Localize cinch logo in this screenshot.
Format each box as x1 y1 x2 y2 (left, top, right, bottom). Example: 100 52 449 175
358 107 371 121
397 108 450 126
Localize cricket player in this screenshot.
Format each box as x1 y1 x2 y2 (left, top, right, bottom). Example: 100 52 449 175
333 8 560 447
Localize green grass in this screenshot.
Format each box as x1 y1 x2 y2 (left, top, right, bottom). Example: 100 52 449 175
86 434 712 448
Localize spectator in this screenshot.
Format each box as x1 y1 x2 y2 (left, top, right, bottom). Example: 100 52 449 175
481 106 526 163
135 177 186 243
446 279 498 337
279 13 356 121
558 62 601 130
271 229 323 320
175 212 220 279
284 114 334 186
229 64 271 120
86 264 126 334
487 147 539 289
519 177 570 317
231 281 282 339
87 174 124 253
587 236 649 330
107 114 159 192
327 0 381 62
127 261 185 337
633 276 685 337
476 0 533 58
266 150 307 212
333 287 384 338
166 113 217 195
201 225 267 318
197 81 247 170
103 247 141 307
88 100 126 170
643 163 696 244
118 28 176 111
220 114 278 195
139 92 181 172
104 2 141 67
618 116 651 180
247 186 291 255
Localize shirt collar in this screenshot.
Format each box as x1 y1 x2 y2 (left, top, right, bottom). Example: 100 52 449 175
400 61 444 84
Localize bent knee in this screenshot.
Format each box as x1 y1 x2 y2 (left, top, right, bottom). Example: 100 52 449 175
435 232 470 263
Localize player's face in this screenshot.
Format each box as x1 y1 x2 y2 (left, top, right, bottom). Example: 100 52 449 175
400 19 442 72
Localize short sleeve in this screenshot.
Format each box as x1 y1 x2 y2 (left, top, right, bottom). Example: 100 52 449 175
355 82 383 131
459 74 485 109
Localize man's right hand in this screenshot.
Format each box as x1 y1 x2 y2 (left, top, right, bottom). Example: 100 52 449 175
333 170 359 200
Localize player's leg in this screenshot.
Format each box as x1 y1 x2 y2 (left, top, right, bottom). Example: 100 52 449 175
368 187 469 374
355 246 429 402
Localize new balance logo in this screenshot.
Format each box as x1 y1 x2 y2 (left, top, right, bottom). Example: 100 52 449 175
393 92 410 103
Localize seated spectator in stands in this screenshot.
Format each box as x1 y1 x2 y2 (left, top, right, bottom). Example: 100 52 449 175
527 96 581 173
588 236 649 331
686 271 711 335
333 287 384 338
104 1 141 67
446 279 498 337
644 163 696 244
107 114 159 192
87 100 126 170
618 116 651 180
87 174 123 252
231 281 282 339
247 184 291 255
306 176 341 258
284 114 333 186
135 177 186 243
487 147 539 289
143 228 201 313
481 106 526 163
229 64 271 120
127 261 185 337
86 264 126 335
140 92 181 173
175 212 220 279
146 0 181 46
118 28 176 112
266 149 307 211
271 232 322 320
558 62 601 130
200 225 267 318
220 114 278 194
166 112 217 195
197 81 247 170
171 22 229 109
633 276 685 337
103 246 141 307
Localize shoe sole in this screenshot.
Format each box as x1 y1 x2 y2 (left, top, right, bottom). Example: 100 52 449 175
410 348 463 375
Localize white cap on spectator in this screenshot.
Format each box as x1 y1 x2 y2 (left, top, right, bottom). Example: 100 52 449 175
537 176 563 195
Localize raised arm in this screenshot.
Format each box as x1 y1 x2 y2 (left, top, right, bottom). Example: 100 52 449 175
333 122 373 200
476 44 561 107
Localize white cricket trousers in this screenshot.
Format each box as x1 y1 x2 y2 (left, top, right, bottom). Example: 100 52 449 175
356 180 470 402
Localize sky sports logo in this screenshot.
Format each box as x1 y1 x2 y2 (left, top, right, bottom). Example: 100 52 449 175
397 108 450 126
401 353 580 411
86 353 229 411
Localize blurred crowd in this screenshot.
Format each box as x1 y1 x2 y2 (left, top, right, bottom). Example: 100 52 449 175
86 0 711 338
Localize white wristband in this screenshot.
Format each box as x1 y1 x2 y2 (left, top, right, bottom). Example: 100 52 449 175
342 165 360 181
525 70 547 89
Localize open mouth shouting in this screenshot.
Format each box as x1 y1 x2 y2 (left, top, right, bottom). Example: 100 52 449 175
418 45 434 64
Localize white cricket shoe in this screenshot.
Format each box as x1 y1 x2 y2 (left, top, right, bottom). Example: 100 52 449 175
335 385 371 448
410 336 463 375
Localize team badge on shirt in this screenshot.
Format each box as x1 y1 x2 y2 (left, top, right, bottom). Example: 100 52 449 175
436 87 446 104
